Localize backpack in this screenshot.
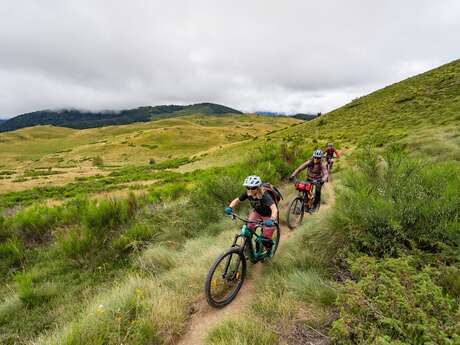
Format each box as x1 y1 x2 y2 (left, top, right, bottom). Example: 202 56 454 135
262 182 283 205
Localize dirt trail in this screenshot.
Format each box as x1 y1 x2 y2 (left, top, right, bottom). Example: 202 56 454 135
176 183 335 345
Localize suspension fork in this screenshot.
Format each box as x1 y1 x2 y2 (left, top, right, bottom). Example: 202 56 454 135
223 236 246 279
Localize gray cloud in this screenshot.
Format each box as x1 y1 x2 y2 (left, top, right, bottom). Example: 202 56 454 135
1 0 459 117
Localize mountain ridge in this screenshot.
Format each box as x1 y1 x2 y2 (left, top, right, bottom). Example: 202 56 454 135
0 102 242 132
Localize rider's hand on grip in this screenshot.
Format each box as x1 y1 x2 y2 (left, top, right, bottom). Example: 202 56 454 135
263 219 274 227
224 207 233 215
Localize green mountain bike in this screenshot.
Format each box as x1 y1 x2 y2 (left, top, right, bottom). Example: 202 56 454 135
204 213 281 308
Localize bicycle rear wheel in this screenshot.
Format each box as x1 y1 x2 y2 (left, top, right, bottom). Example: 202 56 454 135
205 247 246 308
287 197 304 230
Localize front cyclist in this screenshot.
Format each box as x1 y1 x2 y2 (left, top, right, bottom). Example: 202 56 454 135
225 176 278 255
289 149 328 213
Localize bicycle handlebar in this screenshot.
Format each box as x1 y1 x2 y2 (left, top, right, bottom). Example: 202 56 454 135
291 178 322 184
229 212 278 226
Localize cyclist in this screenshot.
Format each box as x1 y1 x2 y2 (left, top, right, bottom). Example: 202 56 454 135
225 175 278 255
289 149 328 213
324 143 340 172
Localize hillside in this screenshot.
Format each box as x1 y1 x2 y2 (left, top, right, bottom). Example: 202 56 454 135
290 113 317 121
0 60 459 345
0 114 299 197
0 103 242 132
274 59 460 156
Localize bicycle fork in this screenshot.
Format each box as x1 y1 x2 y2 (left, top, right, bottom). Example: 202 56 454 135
222 235 244 280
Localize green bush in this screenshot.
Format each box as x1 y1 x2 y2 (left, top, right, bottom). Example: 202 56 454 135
15 273 57 307
82 198 130 238
332 147 460 256
7 205 62 244
331 256 460 344
0 238 24 273
56 226 94 263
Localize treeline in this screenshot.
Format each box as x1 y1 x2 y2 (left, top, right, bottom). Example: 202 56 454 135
0 103 242 132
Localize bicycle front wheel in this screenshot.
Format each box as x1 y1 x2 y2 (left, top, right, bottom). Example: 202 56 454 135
287 197 304 230
205 247 246 308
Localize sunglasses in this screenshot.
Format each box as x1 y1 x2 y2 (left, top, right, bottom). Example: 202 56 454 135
246 186 258 190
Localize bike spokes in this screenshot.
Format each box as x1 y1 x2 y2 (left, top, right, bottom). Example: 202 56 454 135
287 197 304 229
208 251 244 304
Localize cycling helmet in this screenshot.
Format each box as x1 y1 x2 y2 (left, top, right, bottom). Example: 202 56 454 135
327 143 333 147
313 149 323 158
243 175 262 188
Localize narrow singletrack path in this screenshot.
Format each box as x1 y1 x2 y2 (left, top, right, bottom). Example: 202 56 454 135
176 183 335 345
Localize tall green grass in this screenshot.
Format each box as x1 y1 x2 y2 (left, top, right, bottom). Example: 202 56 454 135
0 142 305 344
330 147 460 344
332 147 460 256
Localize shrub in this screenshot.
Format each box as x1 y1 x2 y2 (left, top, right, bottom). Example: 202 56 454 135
0 237 25 273
15 273 57 307
56 226 94 263
7 205 62 244
331 256 460 344
332 147 460 256
82 198 130 239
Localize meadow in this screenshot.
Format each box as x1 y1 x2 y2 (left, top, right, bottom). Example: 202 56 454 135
0 59 459 344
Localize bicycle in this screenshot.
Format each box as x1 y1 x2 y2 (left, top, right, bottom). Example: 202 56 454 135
325 156 334 173
204 213 281 308
286 178 321 230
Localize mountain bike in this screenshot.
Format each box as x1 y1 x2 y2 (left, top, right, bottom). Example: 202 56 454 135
204 213 280 308
325 156 333 182
325 156 334 173
286 179 321 230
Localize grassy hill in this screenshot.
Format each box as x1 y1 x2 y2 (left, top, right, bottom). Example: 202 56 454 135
0 115 299 206
272 59 460 156
0 59 459 344
0 103 242 132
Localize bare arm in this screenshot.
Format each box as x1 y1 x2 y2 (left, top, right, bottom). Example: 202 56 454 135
270 203 278 221
229 197 240 208
321 164 329 182
290 159 311 178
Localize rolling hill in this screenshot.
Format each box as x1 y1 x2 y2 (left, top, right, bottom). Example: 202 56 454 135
0 59 459 345
0 102 242 132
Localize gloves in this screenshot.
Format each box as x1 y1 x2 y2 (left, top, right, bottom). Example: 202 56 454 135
263 219 274 227
224 207 233 215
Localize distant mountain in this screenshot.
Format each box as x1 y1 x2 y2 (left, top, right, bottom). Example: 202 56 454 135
0 119 6 124
255 111 287 116
290 113 317 121
0 103 242 132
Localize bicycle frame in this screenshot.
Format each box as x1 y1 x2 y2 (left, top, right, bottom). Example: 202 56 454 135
228 213 275 264
294 180 316 210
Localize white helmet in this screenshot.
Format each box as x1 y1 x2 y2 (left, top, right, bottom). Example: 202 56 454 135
313 149 323 158
243 175 262 188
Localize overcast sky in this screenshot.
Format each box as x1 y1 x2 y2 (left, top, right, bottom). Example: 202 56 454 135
1 0 459 118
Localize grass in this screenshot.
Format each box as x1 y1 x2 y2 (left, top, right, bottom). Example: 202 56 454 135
206 184 340 343
0 143 300 344
1 59 460 344
205 319 278 345
0 114 299 170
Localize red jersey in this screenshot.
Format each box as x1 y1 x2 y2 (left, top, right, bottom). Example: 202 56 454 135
325 147 340 158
